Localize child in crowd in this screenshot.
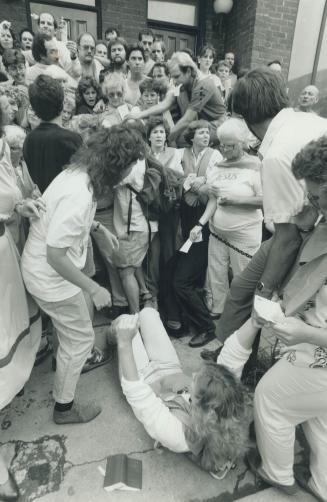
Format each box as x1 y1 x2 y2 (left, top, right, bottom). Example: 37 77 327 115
190 118 262 319
215 60 232 102
61 95 76 128
76 76 100 115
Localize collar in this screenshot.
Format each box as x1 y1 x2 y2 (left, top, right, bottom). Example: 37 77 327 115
191 147 207 162
258 108 296 159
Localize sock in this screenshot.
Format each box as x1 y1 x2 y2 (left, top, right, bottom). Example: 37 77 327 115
55 401 74 412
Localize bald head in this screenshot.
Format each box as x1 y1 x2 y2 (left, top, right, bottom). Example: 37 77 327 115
298 85 319 111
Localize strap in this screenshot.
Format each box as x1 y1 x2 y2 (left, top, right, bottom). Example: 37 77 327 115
210 231 253 259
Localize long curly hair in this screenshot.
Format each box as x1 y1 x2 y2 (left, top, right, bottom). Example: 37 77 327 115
187 362 252 472
69 124 146 199
76 76 100 107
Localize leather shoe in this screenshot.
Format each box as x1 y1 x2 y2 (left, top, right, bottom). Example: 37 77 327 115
189 331 216 348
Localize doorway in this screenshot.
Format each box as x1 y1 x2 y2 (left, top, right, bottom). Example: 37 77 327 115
151 25 196 57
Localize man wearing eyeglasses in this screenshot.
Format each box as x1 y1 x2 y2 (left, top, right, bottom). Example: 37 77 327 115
77 32 104 83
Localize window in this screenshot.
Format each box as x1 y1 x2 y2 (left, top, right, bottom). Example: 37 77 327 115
288 0 327 116
148 0 198 26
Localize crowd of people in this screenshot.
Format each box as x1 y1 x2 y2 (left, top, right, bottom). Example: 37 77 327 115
0 12 327 502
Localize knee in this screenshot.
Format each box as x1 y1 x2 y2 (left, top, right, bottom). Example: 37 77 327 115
118 266 136 280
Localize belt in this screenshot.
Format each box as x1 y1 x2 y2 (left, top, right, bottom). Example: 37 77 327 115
96 204 114 213
0 221 5 237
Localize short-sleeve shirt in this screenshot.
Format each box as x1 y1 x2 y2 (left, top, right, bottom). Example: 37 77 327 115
259 108 327 226
189 75 226 122
21 168 96 302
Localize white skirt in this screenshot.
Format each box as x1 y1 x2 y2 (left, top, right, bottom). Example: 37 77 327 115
0 227 41 410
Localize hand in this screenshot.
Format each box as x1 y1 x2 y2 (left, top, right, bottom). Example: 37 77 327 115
125 111 142 121
91 285 112 310
189 225 202 242
115 314 140 344
16 198 45 219
270 316 311 346
66 40 77 60
206 185 220 197
251 292 274 328
190 176 206 192
93 101 106 113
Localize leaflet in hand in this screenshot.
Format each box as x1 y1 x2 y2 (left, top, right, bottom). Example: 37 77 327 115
254 295 285 324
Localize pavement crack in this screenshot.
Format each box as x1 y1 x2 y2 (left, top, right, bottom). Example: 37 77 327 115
67 447 155 469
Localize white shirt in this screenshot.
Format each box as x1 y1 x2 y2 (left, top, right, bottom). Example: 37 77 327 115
22 168 96 302
259 108 327 226
121 377 189 453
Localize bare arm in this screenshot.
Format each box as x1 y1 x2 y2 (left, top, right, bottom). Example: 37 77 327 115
126 91 176 120
257 223 302 297
47 245 111 309
219 195 263 209
169 108 198 143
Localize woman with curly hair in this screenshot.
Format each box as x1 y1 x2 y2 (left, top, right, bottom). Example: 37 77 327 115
112 308 253 478
21 126 124 426
76 76 100 115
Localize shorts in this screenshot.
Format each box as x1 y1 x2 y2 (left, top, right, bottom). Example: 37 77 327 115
115 231 149 269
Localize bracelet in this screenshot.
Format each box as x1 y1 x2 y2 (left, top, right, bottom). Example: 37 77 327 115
92 222 101 232
197 221 204 227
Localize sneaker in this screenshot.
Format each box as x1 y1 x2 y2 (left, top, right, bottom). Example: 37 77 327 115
165 324 188 338
51 346 114 374
53 402 101 425
102 305 129 320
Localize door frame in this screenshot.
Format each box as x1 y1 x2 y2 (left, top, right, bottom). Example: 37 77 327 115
147 0 207 56
25 0 102 39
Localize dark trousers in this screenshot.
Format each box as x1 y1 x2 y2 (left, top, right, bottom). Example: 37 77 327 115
165 240 215 334
216 238 273 342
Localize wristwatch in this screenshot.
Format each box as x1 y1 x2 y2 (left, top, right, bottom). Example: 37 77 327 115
256 281 274 298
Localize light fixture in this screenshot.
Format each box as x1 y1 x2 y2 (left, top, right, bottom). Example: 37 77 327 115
213 0 234 14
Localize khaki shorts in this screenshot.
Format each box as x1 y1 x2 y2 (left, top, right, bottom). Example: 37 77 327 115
115 231 149 269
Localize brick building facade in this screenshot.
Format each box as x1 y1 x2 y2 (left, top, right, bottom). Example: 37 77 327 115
1 0 300 76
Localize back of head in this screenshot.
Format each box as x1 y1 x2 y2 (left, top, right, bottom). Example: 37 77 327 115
232 67 289 125
32 32 48 62
139 77 157 95
188 362 252 472
29 74 64 121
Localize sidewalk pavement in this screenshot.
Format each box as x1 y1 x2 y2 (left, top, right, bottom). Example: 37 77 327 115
0 321 315 502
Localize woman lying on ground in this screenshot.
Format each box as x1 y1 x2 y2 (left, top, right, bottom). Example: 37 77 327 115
112 308 253 478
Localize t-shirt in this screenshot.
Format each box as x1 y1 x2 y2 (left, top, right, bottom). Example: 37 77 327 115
21 168 96 302
207 160 263 234
189 75 226 123
23 122 82 193
259 108 327 225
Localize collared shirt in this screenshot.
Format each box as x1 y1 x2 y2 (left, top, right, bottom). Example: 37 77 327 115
258 108 327 226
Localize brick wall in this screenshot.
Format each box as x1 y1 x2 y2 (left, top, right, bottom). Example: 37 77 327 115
251 0 300 74
1 0 29 34
225 0 258 70
100 0 147 42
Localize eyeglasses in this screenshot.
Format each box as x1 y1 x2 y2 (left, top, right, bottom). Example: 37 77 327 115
80 45 95 52
220 143 236 150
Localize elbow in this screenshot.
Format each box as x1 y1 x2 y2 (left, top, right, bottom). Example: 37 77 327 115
274 223 302 249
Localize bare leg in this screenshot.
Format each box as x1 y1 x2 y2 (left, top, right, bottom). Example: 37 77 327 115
119 267 140 313
135 267 151 298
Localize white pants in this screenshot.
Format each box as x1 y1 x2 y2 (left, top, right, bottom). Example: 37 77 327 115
131 308 182 385
255 358 327 500
206 232 260 313
34 291 95 403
